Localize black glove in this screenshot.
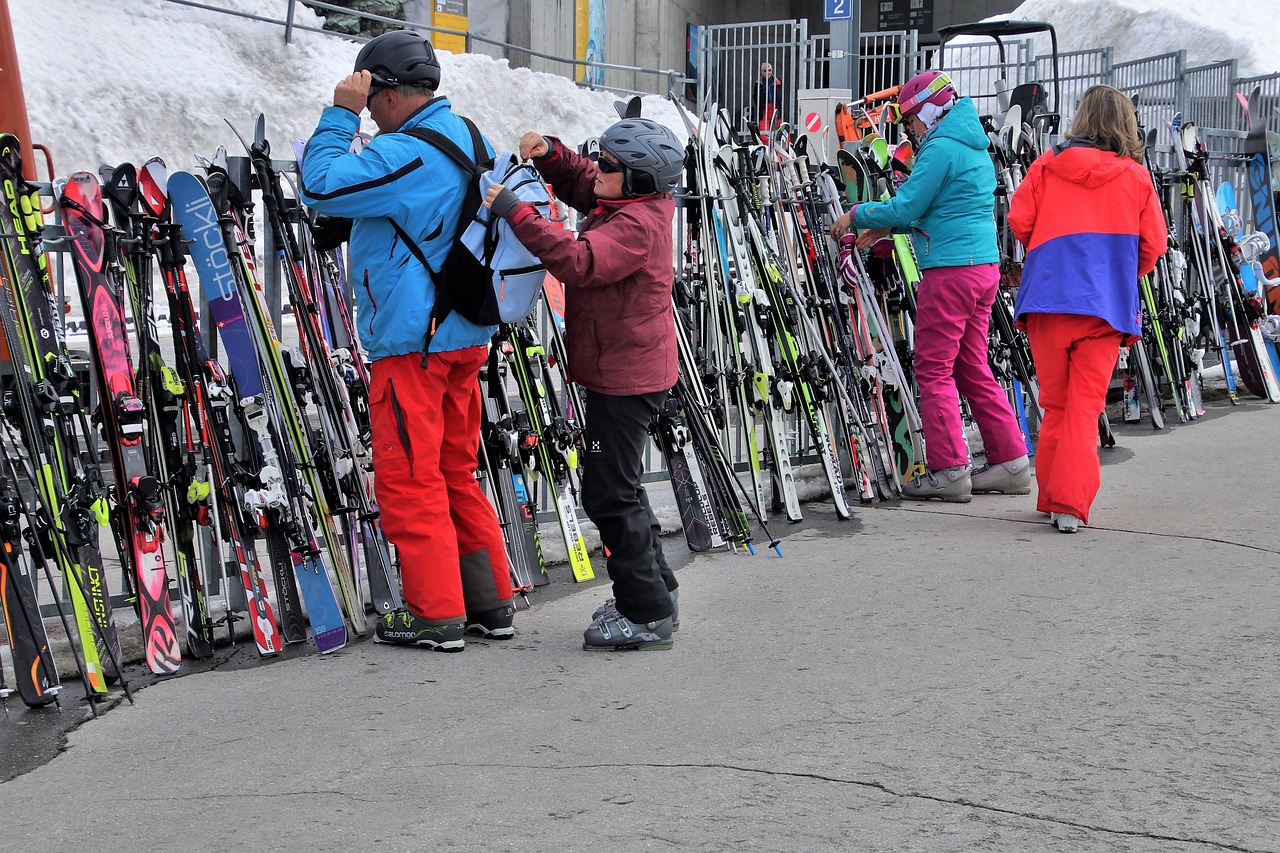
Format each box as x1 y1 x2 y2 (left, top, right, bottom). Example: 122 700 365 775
311 214 353 252
487 186 525 221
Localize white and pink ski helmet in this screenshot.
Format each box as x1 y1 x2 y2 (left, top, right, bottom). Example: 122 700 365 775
891 70 958 129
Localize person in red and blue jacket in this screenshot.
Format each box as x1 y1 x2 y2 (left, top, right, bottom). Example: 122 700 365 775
485 114 686 652
1009 84 1168 533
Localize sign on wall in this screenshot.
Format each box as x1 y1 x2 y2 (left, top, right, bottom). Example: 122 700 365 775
876 0 934 33
433 0 467 53
576 0 606 86
824 0 852 21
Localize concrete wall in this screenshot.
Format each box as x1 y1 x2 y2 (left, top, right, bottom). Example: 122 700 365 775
491 0 1022 94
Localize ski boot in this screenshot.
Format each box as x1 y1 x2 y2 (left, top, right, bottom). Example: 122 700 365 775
466 603 516 639
592 587 680 631
901 465 972 503
374 609 465 651
970 455 1031 495
583 610 674 652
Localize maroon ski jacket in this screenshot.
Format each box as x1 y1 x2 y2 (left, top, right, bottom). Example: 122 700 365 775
508 138 677 396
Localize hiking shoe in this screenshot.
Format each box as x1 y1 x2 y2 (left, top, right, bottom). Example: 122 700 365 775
373 609 465 651
901 465 972 503
583 611 674 652
971 455 1031 495
466 604 516 639
1054 513 1082 534
592 588 680 631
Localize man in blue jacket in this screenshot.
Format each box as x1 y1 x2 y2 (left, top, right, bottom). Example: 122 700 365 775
301 31 515 650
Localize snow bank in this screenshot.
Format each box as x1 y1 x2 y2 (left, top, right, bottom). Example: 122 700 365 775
999 0 1277 76
11 0 685 178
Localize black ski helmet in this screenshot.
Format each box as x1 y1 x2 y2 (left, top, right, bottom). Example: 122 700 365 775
354 30 441 91
599 118 685 196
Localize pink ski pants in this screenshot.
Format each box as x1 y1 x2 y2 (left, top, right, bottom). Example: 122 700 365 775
914 264 1027 471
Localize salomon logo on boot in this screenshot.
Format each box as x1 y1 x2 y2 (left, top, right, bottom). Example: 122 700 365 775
374 609 465 651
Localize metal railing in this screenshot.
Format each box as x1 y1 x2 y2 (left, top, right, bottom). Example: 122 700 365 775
161 0 690 99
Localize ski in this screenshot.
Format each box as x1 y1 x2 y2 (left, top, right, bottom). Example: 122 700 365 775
58 170 182 675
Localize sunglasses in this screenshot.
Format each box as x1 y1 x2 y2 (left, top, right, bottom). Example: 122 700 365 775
595 156 625 174
366 71 398 108
580 138 625 174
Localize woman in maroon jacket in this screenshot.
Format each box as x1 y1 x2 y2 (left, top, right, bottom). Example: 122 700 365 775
485 115 686 651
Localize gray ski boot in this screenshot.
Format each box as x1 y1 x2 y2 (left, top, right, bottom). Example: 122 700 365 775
583 610 674 652
593 587 679 631
901 465 972 503
971 455 1031 495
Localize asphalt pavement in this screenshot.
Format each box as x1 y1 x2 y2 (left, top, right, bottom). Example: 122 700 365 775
0 397 1277 853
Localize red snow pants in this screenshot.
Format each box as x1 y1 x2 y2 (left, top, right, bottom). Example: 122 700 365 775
1024 313 1123 525
369 348 512 623
914 263 1027 470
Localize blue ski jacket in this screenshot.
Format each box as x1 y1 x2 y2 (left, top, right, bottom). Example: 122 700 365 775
300 98 496 360
851 97 999 269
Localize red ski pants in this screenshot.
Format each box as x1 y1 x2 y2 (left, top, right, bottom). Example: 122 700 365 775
914 264 1026 470
1024 313 1123 525
369 348 511 622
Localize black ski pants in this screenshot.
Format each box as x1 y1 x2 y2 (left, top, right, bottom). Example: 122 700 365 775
582 389 677 625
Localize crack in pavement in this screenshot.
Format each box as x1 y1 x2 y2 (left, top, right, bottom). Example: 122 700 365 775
887 505 1280 556
452 760 1275 853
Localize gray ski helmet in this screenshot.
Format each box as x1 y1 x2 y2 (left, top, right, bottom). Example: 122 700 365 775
599 118 685 196
355 30 441 91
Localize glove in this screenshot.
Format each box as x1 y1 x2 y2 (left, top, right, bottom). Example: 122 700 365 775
488 186 527 221
311 214 353 252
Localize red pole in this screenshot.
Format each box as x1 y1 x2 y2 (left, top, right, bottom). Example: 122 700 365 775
0 0 34 180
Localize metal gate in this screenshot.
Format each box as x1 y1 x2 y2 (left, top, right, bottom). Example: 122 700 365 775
695 20 808 131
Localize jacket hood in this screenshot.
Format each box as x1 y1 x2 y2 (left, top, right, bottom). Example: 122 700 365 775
927 97 989 151
1042 139 1133 187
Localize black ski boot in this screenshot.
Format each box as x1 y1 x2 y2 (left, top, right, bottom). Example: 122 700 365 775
465 603 516 639
373 609 465 651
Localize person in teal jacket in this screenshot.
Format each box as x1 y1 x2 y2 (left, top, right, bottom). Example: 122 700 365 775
831 70 1029 502
300 31 516 650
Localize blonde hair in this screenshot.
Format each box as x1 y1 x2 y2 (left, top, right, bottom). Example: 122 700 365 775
1066 85 1144 162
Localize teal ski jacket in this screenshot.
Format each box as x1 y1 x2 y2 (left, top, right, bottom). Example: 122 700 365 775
300 98 496 360
851 97 998 269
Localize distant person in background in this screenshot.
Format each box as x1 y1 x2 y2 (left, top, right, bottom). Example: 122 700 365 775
755 61 782 136
835 101 857 147
1008 84 1167 533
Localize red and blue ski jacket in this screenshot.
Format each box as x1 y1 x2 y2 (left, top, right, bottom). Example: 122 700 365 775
1009 139 1167 339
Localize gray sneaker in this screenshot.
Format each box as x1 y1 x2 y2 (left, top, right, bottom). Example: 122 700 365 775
583 611 674 652
592 588 680 631
971 455 1031 495
901 465 972 503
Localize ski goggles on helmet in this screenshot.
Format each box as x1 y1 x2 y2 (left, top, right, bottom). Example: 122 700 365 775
886 73 954 124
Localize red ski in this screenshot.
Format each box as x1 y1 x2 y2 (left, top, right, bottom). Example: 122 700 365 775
58 171 181 675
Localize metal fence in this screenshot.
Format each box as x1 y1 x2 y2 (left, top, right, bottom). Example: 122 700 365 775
694 20 809 133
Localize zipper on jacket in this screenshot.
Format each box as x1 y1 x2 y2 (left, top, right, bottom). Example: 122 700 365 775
362 270 377 337
387 377 415 479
